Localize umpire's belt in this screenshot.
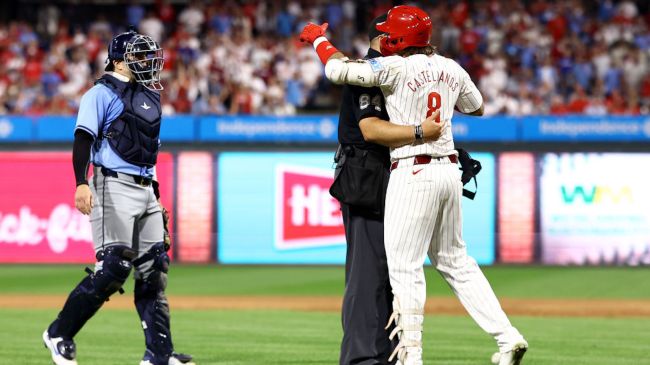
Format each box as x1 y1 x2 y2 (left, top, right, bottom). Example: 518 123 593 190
390 154 458 172
99 167 152 186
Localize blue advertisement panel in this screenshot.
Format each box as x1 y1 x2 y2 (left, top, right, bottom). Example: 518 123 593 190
199 115 338 142
33 115 195 142
217 152 496 265
452 116 518 142
522 115 650 141
540 153 650 265
0 116 33 142
218 152 345 264
36 116 75 141
458 152 496 265
160 115 195 141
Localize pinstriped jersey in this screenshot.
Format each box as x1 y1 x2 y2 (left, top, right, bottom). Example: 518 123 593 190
327 54 483 161
370 54 482 160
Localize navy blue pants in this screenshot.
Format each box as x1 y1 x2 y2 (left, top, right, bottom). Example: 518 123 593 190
339 204 397 365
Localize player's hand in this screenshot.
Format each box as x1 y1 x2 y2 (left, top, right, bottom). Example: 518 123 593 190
75 184 94 215
300 22 328 44
421 110 444 142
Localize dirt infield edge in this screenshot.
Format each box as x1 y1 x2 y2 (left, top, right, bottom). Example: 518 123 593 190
1 295 650 317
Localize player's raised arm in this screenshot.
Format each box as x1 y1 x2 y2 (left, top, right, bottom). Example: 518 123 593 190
300 22 383 88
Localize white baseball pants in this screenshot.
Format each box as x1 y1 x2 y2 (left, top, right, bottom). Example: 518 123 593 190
384 157 524 364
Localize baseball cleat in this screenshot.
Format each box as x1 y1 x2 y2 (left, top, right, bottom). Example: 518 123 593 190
492 341 528 365
43 330 78 365
140 352 195 365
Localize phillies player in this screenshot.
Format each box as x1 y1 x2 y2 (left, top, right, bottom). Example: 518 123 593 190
300 5 527 365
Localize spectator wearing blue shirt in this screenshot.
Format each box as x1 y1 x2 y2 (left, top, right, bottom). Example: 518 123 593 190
127 1 146 26
604 66 622 95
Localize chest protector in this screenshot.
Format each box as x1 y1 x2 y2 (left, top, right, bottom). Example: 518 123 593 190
95 74 162 168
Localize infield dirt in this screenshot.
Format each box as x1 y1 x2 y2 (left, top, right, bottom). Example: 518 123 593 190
1 295 649 317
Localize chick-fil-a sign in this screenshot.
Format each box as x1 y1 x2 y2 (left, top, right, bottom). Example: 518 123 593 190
0 152 174 263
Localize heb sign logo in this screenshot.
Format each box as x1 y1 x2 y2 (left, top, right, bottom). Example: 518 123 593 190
275 164 345 250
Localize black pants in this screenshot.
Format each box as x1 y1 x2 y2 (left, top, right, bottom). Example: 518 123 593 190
339 204 396 365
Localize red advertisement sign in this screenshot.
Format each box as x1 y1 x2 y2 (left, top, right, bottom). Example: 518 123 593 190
176 152 213 263
497 152 535 263
275 164 345 250
0 152 173 263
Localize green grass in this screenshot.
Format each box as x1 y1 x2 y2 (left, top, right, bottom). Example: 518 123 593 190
2 265 650 364
2 308 649 365
0 265 649 298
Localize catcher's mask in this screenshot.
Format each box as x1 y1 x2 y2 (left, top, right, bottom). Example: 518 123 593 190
123 34 164 91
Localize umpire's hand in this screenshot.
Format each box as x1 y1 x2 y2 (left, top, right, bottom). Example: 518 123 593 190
75 184 94 215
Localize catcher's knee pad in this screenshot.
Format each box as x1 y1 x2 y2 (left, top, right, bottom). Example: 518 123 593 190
48 245 135 338
93 245 137 296
135 243 174 363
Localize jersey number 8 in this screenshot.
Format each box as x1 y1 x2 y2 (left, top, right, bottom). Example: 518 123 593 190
426 92 441 123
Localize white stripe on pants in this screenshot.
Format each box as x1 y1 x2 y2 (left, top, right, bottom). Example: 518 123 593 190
384 158 523 354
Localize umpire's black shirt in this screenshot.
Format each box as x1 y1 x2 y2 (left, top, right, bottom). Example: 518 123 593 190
337 48 390 162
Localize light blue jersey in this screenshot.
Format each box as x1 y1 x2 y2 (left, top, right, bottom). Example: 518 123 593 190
75 77 156 178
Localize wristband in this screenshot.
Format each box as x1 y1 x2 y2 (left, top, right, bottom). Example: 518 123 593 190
313 36 339 65
414 125 424 141
76 180 88 187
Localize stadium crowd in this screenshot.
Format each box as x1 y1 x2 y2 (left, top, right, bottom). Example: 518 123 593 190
0 0 648 117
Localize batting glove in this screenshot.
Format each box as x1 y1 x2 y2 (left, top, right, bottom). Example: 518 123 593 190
300 22 328 44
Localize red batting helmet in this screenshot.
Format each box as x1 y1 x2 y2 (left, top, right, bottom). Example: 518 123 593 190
376 5 432 56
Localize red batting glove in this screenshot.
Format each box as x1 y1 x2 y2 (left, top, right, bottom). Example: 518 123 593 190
300 22 329 44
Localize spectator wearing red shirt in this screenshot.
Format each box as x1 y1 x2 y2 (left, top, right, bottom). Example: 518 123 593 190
549 95 570 114
460 22 480 54
451 1 469 28
606 90 628 115
566 85 590 114
546 5 568 41
157 0 176 24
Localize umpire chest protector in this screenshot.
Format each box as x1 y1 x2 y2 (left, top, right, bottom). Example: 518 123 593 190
96 74 162 168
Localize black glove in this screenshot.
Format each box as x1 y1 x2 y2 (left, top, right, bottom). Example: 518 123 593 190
456 148 482 200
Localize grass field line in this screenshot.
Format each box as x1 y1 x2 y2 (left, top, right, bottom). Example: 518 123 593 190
2 294 649 317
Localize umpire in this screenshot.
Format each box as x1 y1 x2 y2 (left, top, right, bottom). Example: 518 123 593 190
43 29 193 365
332 14 395 365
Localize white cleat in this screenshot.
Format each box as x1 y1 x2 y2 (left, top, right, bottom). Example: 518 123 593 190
43 330 78 365
492 341 528 365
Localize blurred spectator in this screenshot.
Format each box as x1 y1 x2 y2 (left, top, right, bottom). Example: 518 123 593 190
585 96 608 116
139 11 164 43
127 1 146 27
567 85 590 114
0 0 648 117
178 1 205 35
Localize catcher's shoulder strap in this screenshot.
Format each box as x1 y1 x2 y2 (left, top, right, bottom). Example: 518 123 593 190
456 148 482 200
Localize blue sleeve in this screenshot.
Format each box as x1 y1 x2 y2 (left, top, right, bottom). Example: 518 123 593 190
74 85 113 138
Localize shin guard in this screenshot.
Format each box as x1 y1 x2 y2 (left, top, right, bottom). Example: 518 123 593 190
48 246 135 339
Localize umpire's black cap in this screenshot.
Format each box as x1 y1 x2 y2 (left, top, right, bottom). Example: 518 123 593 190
368 13 388 41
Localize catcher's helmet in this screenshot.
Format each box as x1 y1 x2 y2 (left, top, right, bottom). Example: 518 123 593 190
106 27 164 90
107 29 137 62
376 5 432 56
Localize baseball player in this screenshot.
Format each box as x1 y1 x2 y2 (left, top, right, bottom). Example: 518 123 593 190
42 29 194 365
301 6 527 365
334 14 444 365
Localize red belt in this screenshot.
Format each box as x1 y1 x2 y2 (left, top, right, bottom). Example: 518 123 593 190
390 154 458 171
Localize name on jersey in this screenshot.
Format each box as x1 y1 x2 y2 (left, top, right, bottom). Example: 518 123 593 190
407 70 459 93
